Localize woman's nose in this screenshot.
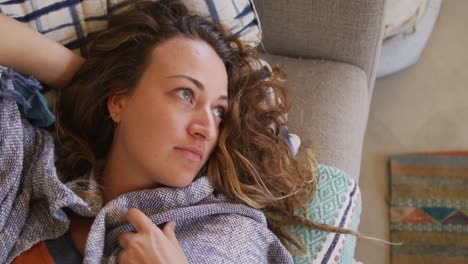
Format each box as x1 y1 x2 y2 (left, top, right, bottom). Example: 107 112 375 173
188 107 216 140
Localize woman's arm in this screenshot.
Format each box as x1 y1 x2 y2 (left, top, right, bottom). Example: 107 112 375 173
0 14 84 89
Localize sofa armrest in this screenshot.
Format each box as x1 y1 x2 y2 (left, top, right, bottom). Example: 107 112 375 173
261 54 369 181
253 0 386 92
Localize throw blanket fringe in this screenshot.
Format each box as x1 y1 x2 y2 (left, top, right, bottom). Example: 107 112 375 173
0 67 42 112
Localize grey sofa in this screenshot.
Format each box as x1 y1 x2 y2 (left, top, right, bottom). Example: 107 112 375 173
253 1 387 261
253 0 387 182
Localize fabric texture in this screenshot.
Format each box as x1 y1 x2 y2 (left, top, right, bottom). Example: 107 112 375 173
0 0 261 54
0 65 292 264
253 0 385 91
390 152 468 264
3 70 55 128
292 165 361 263
260 53 369 181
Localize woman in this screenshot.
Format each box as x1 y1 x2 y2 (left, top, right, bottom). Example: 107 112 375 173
0 1 354 263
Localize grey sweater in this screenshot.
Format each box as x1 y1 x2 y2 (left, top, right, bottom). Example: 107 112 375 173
0 66 293 264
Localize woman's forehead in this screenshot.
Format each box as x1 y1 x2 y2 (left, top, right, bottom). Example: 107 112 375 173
149 37 221 68
145 37 228 94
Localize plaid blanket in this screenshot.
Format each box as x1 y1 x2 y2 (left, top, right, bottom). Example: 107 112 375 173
0 65 292 263
0 0 261 56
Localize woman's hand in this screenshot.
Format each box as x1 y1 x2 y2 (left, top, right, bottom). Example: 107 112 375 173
118 208 188 264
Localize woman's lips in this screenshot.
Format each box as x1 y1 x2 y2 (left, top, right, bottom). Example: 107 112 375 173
174 146 203 161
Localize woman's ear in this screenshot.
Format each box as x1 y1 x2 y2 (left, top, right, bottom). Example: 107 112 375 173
107 93 128 124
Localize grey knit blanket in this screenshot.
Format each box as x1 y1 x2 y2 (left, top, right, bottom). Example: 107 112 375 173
0 66 293 264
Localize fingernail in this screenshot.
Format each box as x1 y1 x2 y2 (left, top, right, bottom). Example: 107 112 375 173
169 221 176 229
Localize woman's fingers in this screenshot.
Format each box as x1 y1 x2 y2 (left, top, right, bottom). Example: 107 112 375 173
162 221 178 244
124 208 181 247
118 231 134 249
118 210 187 263
125 208 157 233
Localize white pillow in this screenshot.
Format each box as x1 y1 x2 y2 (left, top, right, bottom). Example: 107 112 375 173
383 0 428 39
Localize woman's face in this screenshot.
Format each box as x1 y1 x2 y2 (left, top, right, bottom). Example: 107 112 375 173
108 36 228 188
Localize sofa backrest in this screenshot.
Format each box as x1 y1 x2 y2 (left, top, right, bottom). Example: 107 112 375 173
253 0 386 91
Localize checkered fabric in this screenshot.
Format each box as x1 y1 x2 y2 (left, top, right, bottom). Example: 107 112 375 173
0 0 262 55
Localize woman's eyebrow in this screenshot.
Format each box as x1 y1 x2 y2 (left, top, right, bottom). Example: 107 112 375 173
168 74 228 101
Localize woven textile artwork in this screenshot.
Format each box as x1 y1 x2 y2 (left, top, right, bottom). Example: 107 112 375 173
390 152 468 264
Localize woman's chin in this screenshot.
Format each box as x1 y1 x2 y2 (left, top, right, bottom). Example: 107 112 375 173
157 172 197 188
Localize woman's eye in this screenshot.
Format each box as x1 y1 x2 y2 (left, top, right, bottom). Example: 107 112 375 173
214 107 225 118
176 88 193 102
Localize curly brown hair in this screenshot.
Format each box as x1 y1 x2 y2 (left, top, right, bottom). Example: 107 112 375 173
54 0 359 256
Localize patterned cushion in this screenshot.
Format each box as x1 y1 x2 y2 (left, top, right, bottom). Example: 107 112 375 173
181 0 261 47
0 0 262 55
292 165 362 263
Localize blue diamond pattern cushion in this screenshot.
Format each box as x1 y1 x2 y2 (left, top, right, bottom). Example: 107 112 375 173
0 0 262 55
292 165 362 263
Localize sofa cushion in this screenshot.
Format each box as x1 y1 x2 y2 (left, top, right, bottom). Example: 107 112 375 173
260 53 370 181
292 164 362 263
0 0 262 55
253 0 385 91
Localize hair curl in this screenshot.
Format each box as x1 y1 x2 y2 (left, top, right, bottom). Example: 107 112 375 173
54 0 359 256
